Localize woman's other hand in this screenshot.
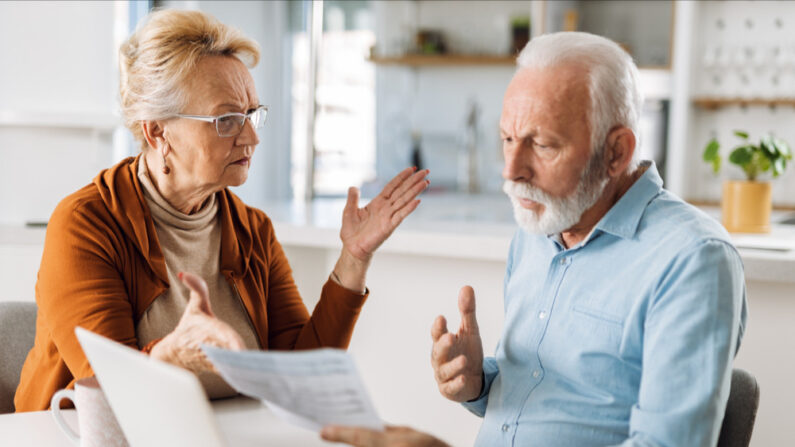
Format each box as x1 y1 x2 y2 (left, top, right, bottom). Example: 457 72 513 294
150 271 245 373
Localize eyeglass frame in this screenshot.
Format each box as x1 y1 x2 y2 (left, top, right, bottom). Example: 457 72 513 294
175 105 268 137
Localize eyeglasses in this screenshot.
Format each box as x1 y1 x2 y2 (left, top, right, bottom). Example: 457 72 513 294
175 105 268 137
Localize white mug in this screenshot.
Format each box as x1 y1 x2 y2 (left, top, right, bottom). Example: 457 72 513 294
50 376 129 447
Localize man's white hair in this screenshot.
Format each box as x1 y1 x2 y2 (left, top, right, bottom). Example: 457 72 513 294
516 32 643 169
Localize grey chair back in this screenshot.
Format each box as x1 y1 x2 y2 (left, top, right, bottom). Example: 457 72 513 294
718 368 760 447
0 301 37 414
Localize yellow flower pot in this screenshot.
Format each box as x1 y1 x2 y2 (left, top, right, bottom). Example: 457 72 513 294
721 180 772 233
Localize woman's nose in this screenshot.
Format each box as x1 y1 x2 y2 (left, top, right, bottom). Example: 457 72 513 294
237 118 260 146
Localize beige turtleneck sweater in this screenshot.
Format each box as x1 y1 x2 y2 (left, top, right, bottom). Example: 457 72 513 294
135 158 260 399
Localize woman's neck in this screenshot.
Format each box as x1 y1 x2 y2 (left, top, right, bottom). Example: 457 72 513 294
143 151 215 215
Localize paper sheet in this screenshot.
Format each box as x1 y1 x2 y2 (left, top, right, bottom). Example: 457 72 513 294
202 346 384 432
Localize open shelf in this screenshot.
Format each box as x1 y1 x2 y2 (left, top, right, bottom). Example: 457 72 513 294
368 54 516 67
692 97 795 110
0 110 121 132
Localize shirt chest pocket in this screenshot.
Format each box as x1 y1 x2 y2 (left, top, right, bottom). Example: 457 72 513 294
566 304 626 357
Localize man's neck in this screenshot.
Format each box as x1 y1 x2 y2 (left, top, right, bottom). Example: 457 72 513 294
559 166 647 249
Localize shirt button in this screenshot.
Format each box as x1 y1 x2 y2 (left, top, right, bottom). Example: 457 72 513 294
501 424 510 432
532 370 540 378
538 311 547 319
559 257 567 265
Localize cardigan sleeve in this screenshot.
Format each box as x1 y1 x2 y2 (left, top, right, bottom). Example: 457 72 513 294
36 204 141 374
263 224 368 350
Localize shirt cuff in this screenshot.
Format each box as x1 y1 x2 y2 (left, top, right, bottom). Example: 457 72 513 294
461 357 499 417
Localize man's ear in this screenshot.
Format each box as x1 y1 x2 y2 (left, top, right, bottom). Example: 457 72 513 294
603 126 636 177
141 120 168 154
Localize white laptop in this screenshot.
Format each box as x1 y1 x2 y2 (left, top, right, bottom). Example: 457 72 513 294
75 327 227 447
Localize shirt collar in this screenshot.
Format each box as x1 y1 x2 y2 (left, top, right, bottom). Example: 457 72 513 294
591 160 663 240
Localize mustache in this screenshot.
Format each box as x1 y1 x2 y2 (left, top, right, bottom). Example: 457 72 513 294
502 180 556 205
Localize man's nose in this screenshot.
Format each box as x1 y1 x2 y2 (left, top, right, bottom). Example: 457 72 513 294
502 145 531 182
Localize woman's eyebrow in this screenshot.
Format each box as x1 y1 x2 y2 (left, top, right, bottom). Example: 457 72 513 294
213 103 245 113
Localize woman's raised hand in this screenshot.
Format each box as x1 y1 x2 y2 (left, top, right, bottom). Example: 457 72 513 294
150 271 245 373
339 167 430 262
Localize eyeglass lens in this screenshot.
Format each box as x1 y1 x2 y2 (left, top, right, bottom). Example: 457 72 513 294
216 108 267 137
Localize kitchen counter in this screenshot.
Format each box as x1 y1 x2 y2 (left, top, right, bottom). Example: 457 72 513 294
2 192 794 282
259 192 795 283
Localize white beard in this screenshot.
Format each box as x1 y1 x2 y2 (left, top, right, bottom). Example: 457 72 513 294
502 158 609 235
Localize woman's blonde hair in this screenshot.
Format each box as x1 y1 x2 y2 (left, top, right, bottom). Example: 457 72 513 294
119 9 260 150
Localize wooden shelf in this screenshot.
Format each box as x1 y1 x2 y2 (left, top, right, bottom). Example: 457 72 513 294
692 97 795 110
368 54 516 67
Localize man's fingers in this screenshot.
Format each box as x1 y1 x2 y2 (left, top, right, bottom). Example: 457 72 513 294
180 272 214 316
320 425 380 447
437 354 468 383
458 286 479 334
431 332 455 371
439 374 467 398
431 315 448 342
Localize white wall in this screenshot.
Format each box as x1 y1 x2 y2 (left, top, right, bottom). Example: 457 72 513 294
0 1 292 226
675 1 795 206
0 1 120 224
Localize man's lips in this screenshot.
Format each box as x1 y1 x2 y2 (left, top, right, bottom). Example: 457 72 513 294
232 157 250 166
518 197 538 209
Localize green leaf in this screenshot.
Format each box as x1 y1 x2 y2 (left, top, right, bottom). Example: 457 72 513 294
703 139 720 161
729 146 753 166
774 137 792 159
711 156 721 174
773 157 785 178
760 135 778 158
734 130 749 139
756 151 771 173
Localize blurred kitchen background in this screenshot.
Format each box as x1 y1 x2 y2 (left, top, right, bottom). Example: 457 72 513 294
2 1 795 445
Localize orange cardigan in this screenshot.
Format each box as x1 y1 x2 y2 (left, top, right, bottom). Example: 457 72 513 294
15 155 368 412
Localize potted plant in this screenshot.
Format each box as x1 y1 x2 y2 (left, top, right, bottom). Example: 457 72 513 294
703 130 792 233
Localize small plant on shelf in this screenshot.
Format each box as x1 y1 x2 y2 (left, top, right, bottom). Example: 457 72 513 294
702 130 792 233
703 130 792 181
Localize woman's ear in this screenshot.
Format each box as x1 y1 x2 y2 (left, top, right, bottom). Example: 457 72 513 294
604 126 636 177
141 120 168 153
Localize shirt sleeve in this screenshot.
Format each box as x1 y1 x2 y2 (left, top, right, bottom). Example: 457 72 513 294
612 239 747 447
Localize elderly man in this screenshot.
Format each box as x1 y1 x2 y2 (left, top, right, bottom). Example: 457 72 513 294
321 32 747 447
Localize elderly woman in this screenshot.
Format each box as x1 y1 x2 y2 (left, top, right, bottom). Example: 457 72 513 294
14 9 429 412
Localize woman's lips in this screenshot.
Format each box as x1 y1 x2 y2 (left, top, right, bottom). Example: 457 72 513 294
232 157 250 166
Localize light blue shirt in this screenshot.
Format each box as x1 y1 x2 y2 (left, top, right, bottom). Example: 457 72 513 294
463 162 748 447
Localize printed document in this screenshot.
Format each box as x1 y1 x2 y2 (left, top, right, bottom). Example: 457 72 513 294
202 346 383 431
